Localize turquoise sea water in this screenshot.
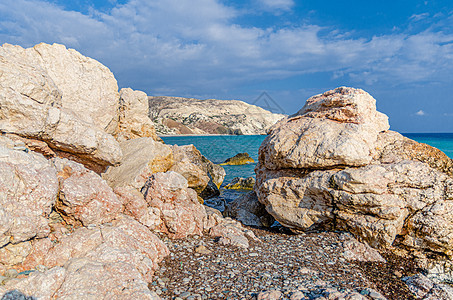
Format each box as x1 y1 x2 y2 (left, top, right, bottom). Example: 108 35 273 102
161 133 453 206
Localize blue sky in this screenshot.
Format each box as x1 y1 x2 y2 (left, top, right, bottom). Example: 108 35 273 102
1 0 453 132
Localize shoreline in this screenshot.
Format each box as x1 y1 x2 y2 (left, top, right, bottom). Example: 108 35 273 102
158 134 266 137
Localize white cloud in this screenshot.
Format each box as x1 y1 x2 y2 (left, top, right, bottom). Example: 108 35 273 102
416 110 426 116
255 0 294 12
0 0 453 98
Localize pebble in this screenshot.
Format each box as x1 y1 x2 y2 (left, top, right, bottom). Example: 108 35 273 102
154 229 399 300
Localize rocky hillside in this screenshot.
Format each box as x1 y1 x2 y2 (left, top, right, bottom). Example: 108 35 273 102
148 96 285 135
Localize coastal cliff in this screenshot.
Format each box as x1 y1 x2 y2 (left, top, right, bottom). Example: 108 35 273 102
148 96 285 135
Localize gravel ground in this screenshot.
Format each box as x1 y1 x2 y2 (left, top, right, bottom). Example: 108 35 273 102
151 227 418 300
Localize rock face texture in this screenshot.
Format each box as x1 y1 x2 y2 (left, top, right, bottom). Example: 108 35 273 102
220 152 254 166
115 88 159 142
103 137 174 190
256 87 453 281
169 145 225 198
0 43 123 171
142 172 206 238
149 96 285 135
0 136 58 247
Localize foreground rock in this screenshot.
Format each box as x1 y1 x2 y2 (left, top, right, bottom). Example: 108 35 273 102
224 192 275 227
0 43 123 172
142 172 206 238
169 145 225 198
103 137 174 190
220 152 254 165
149 96 285 135
256 87 453 282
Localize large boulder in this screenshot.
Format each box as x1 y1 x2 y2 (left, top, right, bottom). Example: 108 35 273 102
53 158 123 227
1 43 120 132
0 43 122 171
115 88 159 142
255 87 453 281
0 136 58 248
3 215 168 299
103 138 174 190
142 171 206 238
169 144 225 198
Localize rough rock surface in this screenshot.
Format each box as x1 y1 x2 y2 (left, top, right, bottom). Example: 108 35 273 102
170 144 225 197
53 158 123 226
0 43 122 170
221 152 255 165
115 88 159 142
255 87 453 281
0 136 58 248
403 274 453 300
103 137 174 190
142 172 206 238
224 191 275 227
225 176 256 190
149 96 285 135
1 43 119 132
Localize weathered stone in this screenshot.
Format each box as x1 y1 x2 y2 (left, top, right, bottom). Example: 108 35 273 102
255 87 453 281
170 145 225 198
224 191 274 227
0 267 65 300
143 172 206 238
338 233 386 263
115 88 159 142
0 43 122 170
224 177 255 190
54 258 161 300
103 137 174 190
0 136 58 247
220 152 254 166
403 274 453 300
54 158 123 227
19 215 168 282
260 87 389 170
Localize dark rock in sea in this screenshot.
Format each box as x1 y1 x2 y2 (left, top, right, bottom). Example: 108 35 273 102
225 177 255 190
220 152 254 166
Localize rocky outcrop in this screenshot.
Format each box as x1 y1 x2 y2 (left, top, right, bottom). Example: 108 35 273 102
149 96 285 135
141 172 206 238
103 137 174 190
0 136 58 247
115 88 159 142
255 87 453 281
170 145 225 198
53 158 123 227
0 43 123 172
220 152 254 165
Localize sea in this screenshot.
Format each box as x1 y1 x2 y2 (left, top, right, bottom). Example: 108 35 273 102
161 133 453 208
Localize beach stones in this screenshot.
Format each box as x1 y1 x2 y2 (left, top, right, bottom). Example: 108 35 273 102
255 87 453 282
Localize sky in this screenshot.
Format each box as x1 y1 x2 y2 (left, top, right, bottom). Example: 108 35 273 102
1 0 453 132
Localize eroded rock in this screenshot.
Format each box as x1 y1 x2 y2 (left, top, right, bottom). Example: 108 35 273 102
255 87 453 281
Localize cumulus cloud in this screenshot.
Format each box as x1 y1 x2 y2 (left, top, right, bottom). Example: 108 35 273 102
0 0 452 98
416 110 426 116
